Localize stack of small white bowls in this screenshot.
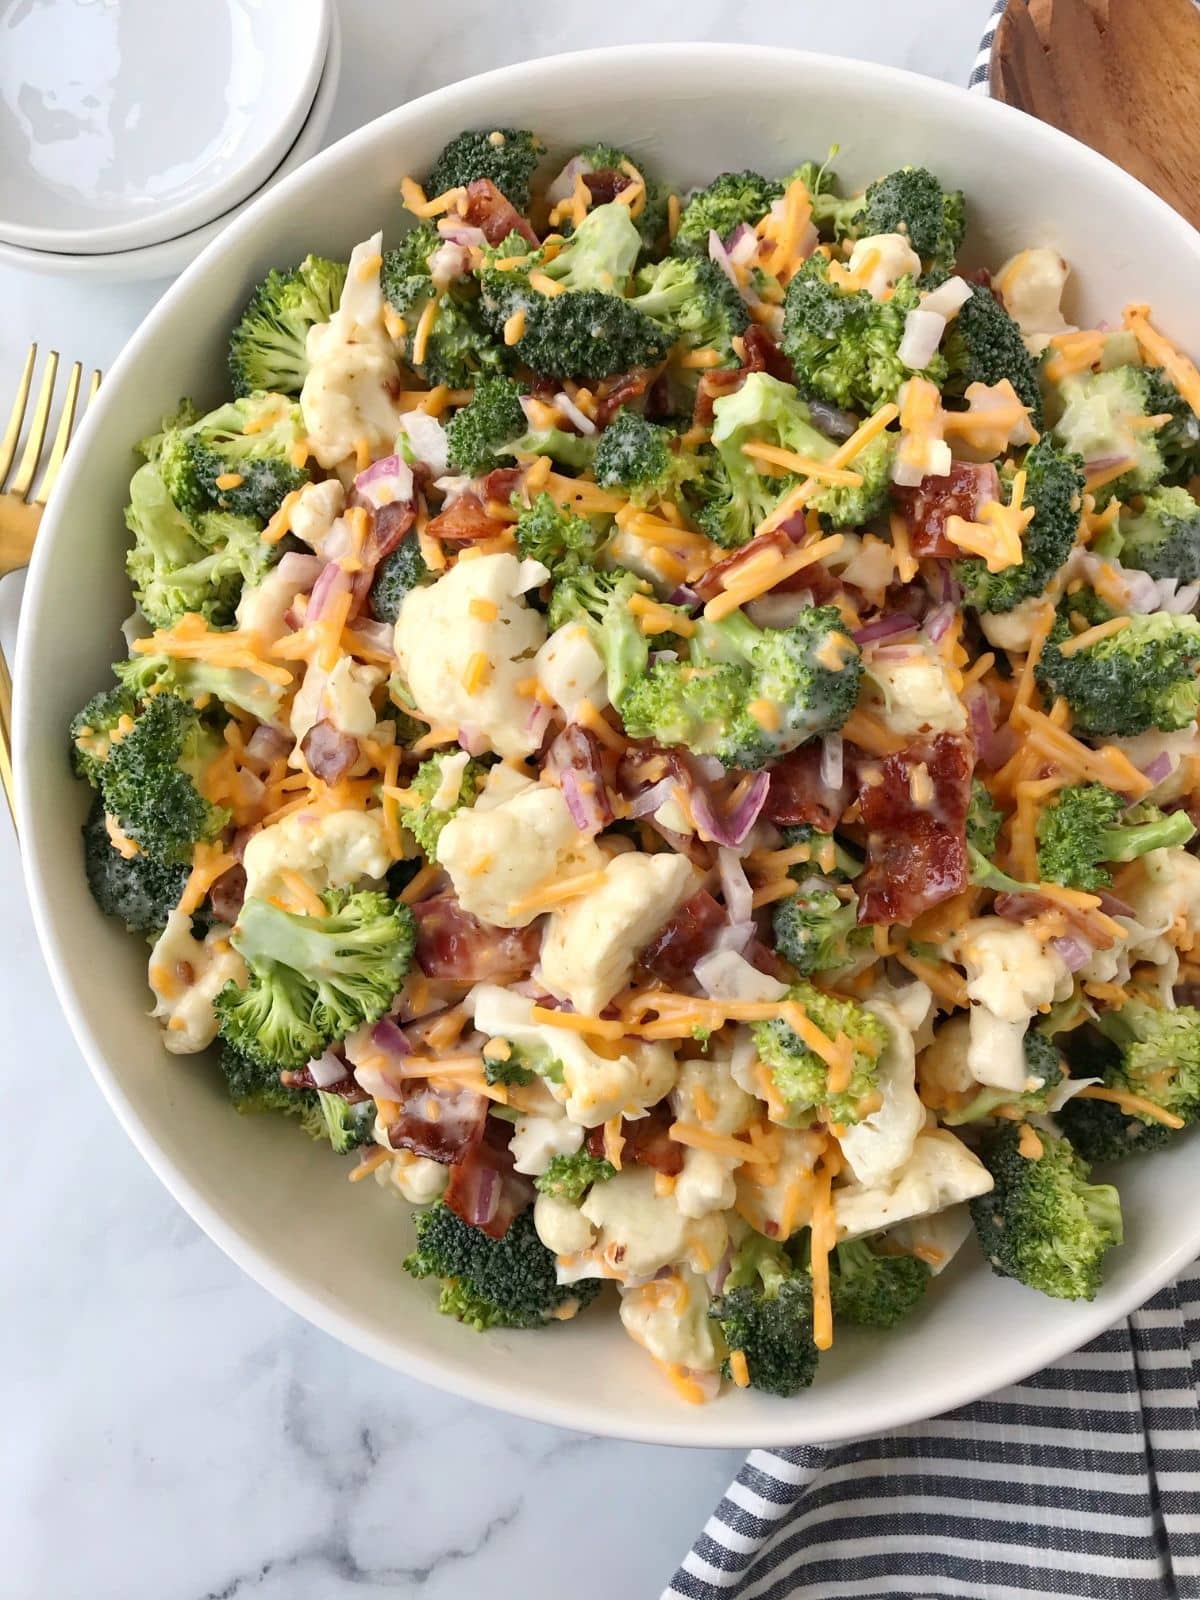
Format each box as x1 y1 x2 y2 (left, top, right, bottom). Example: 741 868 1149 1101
0 0 340 281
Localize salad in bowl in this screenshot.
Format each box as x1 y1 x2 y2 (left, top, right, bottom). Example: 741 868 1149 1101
68 122 1200 1406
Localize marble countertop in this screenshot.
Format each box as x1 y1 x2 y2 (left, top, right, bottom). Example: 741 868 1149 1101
0 3 994 1594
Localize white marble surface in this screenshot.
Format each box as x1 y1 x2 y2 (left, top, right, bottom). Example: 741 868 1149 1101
0 4 994 1595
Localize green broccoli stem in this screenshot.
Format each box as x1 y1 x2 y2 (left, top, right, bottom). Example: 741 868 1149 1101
1097 810 1196 863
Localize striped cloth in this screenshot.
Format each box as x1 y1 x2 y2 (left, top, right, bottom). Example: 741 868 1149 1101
666 12 1200 1598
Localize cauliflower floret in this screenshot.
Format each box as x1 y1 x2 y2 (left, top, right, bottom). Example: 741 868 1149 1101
148 911 247 1055
290 655 387 746
836 990 929 1188
394 553 548 758
993 248 1075 355
847 232 922 300
300 233 406 470
288 479 346 556
436 781 602 930
671 1055 761 1220
509 1113 584 1177
534 623 608 717
242 807 389 902
534 1191 597 1257
916 1013 975 1104
619 1270 721 1372
1112 730 1200 806
471 984 677 1127
979 593 1050 653
955 918 1071 1092
374 1148 448 1204
866 641 966 735
539 851 698 1015
235 551 323 642
1120 847 1200 969
579 1165 728 1281
834 1129 993 1240
674 1149 738 1220
734 1127 826 1240
883 1204 974 1276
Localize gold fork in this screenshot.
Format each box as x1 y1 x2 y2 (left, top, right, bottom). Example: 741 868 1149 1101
0 344 102 828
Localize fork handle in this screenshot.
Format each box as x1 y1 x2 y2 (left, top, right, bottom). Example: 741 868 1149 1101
0 495 40 580
0 644 14 832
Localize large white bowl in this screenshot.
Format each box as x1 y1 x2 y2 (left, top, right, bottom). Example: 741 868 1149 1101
16 45 1200 1448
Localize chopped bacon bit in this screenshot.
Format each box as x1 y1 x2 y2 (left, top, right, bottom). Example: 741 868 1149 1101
740 324 796 384
426 490 510 544
207 862 247 926
413 895 543 982
690 526 798 604
694 365 748 426
386 1079 489 1164
763 741 854 832
891 461 1001 558
461 177 539 246
855 732 972 926
282 1062 371 1103
481 465 525 505
639 889 726 983
582 169 632 206
587 1101 684 1176
592 367 657 428
444 1119 535 1239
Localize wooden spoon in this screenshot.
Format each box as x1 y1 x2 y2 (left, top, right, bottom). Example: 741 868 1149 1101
990 0 1200 228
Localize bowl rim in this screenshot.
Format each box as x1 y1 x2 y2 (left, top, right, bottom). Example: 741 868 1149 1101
0 0 331 256
16 41 1200 1448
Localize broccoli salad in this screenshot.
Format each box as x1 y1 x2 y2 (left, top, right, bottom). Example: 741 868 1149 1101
70 126 1200 1404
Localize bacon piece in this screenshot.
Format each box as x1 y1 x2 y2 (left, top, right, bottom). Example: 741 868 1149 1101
582 169 632 206
891 461 1002 558
207 863 247 926
690 526 798 603
444 1119 535 1239
386 1078 489 1164
301 719 359 784
593 367 656 428
855 732 972 926
993 891 1119 950
413 895 542 983
587 1102 684 1176
480 465 524 505
426 491 509 544
372 499 418 561
694 365 748 426
638 889 725 983
281 1064 371 1104
763 742 852 832
462 177 539 246
740 325 796 384
615 740 692 797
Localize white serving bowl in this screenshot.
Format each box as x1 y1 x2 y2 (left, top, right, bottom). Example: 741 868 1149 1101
16 45 1200 1448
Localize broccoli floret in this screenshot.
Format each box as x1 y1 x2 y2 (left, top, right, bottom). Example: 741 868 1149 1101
513 492 607 577
228 255 347 397
780 823 863 880
830 1236 930 1328
442 374 594 475
621 602 862 769
481 276 671 382
942 283 1043 426
542 201 641 294
593 409 687 505
753 981 888 1125
369 539 432 623
81 795 188 935
673 170 783 258
534 1150 616 1203
217 1040 314 1118
1035 783 1196 890
1093 999 1200 1126
313 1092 377 1154
842 166 966 275
482 1037 565 1088
691 370 894 547
124 461 276 630
572 144 670 254
156 393 309 524
943 1030 1067 1125
405 753 486 858
1143 367 1200 482
788 154 858 238
771 884 869 977
546 566 653 707
1050 365 1166 506
708 1234 819 1396
967 777 1004 856
115 650 287 727
971 1124 1123 1300
215 889 416 1070
781 254 944 414
1117 484 1200 581
70 684 137 786
628 253 750 368
956 437 1085 614
1057 1092 1176 1162
1036 611 1200 737
98 693 228 864
381 224 508 389
426 128 544 211
404 1201 599 1329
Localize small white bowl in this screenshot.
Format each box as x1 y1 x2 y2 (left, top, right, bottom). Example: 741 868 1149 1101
0 4 341 285
0 0 330 256
16 46 1200 1448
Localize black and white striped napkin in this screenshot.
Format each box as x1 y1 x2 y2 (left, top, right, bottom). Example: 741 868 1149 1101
667 11 1200 1596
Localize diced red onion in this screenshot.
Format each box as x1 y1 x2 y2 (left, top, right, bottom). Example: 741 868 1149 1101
371 1016 413 1058
820 733 844 791
398 412 450 478
553 391 597 436
308 1049 348 1089
459 723 488 756
466 1165 501 1229
713 920 756 955
559 767 607 836
245 723 290 764
923 602 956 643
546 155 588 205
436 218 488 248
691 769 770 849
806 398 858 441
712 1245 734 1294
938 562 963 605
1096 889 1136 919
428 241 471 287
354 453 414 510
348 615 396 659
1050 935 1092 972
718 846 754 925
523 702 551 744
693 756 726 781
708 228 760 308
307 558 353 623
626 776 678 819
727 222 759 266
1141 752 1173 786
967 688 1005 769
275 550 325 588
352 1062 404 1100
854 614 916 645
666 584 701 612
